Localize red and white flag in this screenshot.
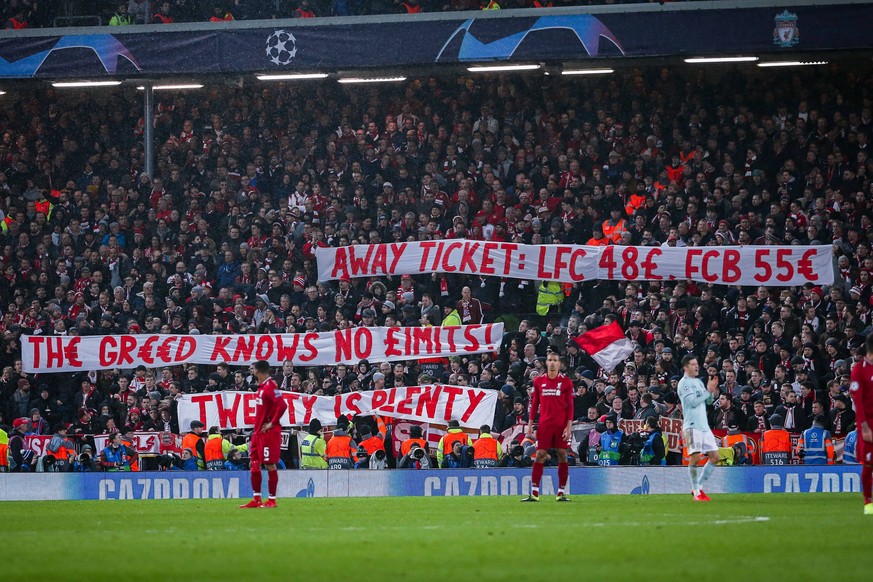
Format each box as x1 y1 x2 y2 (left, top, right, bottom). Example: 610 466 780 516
573 321 635 372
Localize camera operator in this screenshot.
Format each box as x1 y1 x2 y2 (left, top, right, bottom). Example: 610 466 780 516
99 433 134 472
72 444 97 472
398 425 431 468
498 442 533 468
620 431 646 466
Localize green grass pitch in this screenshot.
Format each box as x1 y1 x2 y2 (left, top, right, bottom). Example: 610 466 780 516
5 494 871 581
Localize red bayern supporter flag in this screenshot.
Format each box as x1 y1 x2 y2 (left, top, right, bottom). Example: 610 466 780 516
573 321 635 372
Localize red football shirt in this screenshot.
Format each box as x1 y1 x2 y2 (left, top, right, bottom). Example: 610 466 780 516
529 373 574 429
254 377 287 431
850 360 873 428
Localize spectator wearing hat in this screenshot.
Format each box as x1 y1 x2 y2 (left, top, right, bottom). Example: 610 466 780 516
326 415 357 469
829 394 855 437
504 397 529 428
299 419 327 469
8 418 36 472
760 414 791 465
7 378 31 421
180 420 206 470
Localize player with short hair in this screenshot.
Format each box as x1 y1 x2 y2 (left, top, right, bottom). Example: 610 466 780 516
522 351 574 502
678 354 720 501
850 334 873 514
240 360 288 509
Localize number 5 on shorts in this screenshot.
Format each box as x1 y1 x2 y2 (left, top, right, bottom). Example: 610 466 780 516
263 446 270 459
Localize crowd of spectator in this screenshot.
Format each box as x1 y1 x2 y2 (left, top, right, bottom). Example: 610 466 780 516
0 59 871 470
3 0 681 28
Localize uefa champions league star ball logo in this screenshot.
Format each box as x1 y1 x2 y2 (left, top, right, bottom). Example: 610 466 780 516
266 30 297 66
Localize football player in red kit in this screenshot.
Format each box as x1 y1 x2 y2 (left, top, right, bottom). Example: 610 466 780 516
522 351 574 502
240 360 288 509
850 334 873 514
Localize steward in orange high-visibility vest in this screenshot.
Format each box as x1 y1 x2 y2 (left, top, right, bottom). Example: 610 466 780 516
181 421 206 469
326 416 357 469
760 414 791 465
437 420 472 466
204 427 232 470
472 425 502 468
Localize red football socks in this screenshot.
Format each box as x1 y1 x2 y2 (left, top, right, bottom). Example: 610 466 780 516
267 469 278 498
863 464 872 505
251 468 263 498
558 462 569 491
531 461 544 489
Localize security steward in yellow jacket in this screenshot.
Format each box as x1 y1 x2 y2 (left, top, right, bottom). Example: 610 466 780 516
472 425 503 468
300 419 327 469
536 281 564 316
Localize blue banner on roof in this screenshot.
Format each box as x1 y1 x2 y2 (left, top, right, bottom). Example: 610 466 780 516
0 5 867 79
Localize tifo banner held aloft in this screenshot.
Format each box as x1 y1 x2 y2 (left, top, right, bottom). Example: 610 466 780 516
21 323 502 373
316 243 833 286
178 386 497 430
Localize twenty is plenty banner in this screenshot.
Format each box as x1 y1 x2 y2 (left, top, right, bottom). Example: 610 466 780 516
178 386 497 430
22 323 503 373
316 242 833 286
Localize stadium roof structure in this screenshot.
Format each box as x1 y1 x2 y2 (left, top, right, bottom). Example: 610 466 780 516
0 0 868 84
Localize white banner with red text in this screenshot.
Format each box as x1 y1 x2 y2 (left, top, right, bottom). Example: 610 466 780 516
178 386 497 431
21 323 503 373
315 242 833 286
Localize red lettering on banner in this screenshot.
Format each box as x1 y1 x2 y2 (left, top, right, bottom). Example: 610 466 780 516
346 392 363 416
137 336 158 365
176 336 196 362
480 242 496 275
701 250 719 283
442 385 464 421
156 337 175 363
569 249 587 282
460 389 487 424
641 248 661 279
412 327 432 356
537 247 551 279
372 246 387 274
255 336 274 360
385 328 402 357
299 333 318 362
754 249 772 282
723 249 740 283
44 337 62 369
336 328 354 362
118 335 136 366
419 241 437 272
283 393 299 424
460 243 479 273
447 328 457 352
216 393 241 428
431 241 445 271
65 336 82 367
501 243 516 276
463 326 481 352
599 246 616 279
388 243 406 273
355 328 373 359
100 336 116 367
330 247 349 279
621 247 639 280
372 389 387 411
442 241 462 272
349 245 374 276
416 386 442 418
301 396 317 425
798 249 817 281
26 337 42 369
210 336 232 362
190 394 213 425
397 387 421 416
243 393 257 424
275 335 300 361
233 336 256 361
775 248 793 282
554 247 570 279
684 248 703 280
485 324 494 347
